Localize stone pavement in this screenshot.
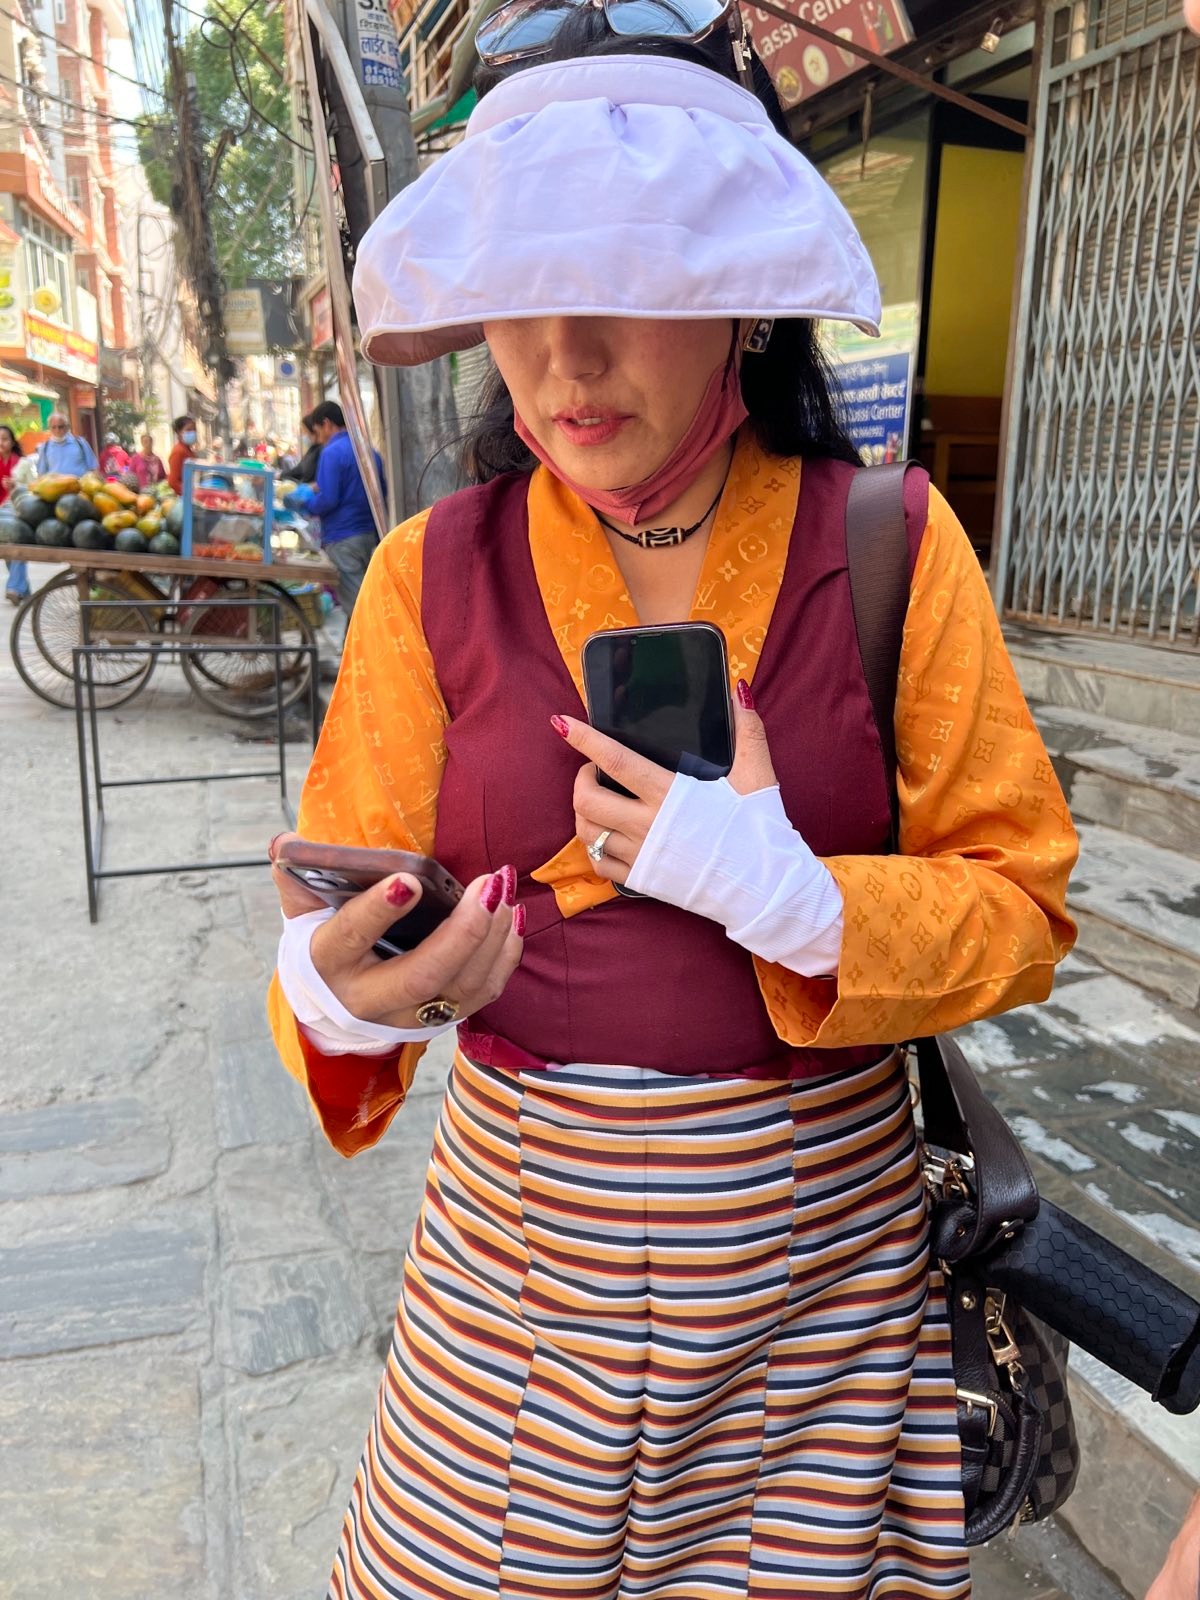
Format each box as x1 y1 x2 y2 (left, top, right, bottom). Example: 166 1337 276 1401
0 635 1139 1600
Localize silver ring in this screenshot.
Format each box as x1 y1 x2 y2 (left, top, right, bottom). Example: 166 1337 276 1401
586 828 613 865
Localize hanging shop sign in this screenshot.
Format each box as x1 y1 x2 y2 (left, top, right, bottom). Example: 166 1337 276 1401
0 234 20 347
309 284 333 349
24 310 98 384
747 0 914 109
356 0 403 90
825 301 918 465
224 287 269 355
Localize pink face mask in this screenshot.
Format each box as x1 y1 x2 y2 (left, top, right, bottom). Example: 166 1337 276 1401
514 338 749 526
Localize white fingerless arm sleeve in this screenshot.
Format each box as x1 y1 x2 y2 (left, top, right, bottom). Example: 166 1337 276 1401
276 908 459 1055
624 776 844 977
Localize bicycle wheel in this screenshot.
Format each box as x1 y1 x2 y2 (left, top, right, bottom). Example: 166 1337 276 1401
179 578 315 719
17 573 157 709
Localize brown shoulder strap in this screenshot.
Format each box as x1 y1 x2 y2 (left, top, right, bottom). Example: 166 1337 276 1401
845 462 911 843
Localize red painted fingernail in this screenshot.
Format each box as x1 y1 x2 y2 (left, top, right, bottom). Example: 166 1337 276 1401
550 715 570 738
386 877 414 906
736 678 755 711
513 903 526 937
500 865 517 907
480 873 503 913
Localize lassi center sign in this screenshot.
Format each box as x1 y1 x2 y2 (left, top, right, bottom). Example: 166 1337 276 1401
748 0 914 109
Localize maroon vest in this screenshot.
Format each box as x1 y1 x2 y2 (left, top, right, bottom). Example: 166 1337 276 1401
422 457 927 1080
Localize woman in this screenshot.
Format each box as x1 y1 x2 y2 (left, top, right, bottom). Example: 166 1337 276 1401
1 423 28 604
99 432 131 477
268 16 1078 1599
129 432 166 488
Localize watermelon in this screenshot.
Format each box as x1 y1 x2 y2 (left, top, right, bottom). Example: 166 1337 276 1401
147 531 180 557
0 510 28 544
55 492 94 526
72 519 107 550
36 516 73 546
12 491 44 527
113 527 148 554
164 498 184 535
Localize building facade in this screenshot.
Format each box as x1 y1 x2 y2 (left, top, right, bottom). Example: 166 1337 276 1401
0 0 133 444
382 0 1197 647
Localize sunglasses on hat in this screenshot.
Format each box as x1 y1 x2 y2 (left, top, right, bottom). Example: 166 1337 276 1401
476 0 753 86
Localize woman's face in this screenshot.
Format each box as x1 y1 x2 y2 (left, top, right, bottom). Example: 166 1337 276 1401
484 316 732 489
0 429 14 455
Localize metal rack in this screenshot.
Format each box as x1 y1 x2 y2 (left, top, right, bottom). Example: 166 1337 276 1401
73 595 319 922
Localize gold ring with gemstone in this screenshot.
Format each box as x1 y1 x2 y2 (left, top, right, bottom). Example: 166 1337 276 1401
415 996 461 1027
586 828 613 865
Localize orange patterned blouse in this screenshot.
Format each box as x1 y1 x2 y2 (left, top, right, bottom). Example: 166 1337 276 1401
269 436 1077 1155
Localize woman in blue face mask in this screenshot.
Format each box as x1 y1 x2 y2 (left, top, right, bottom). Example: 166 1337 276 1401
168 414 198 495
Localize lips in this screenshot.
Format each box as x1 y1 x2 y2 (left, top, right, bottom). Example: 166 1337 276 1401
551 408 632 447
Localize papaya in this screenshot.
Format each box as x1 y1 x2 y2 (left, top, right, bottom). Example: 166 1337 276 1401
135 494 155 516
92 491 120 518
102 510 137 534
79 471 104 497
33 473 79 502
105 481 138 508
164 499 184 535
36 516 73 546
136 514 162 537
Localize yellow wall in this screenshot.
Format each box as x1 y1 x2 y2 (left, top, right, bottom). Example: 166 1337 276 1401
924 144 1024 397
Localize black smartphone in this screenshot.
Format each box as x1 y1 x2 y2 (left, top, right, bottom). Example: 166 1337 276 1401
275 838 465 958
581 622 736 801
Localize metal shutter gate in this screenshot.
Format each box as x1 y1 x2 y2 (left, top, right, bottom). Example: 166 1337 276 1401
994 2 1199 646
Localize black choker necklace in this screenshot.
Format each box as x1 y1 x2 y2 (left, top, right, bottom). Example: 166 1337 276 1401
597 482 725 549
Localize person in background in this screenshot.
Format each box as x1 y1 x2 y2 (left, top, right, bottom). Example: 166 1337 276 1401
129 432 166 488
290 415 321 484
167 414 197 495
1 423 28 605
35 412 98 477
296 399 383 620
99 432 131 477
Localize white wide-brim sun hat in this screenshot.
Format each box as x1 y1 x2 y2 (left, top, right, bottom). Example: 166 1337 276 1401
354 54 880 367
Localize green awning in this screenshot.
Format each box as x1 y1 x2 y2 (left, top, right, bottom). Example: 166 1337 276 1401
422 87 477 134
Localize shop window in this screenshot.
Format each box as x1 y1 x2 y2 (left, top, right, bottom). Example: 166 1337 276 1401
20 206 72 321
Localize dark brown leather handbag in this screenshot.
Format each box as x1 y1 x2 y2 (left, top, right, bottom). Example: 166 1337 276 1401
845 464 1200 1544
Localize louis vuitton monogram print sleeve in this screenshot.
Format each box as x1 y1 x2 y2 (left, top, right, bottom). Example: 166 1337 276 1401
267 507 446 1155
753 485 1078 1048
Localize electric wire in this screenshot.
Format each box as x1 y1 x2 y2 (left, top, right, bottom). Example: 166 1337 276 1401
0 6 168 100
0 67 157 127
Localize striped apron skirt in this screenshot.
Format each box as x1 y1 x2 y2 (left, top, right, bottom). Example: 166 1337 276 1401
329 1051 971 1600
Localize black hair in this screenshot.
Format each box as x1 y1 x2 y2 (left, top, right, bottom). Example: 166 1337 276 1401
173 415 194 434
457 16 861 482
0 423 17 450
308 400 346 430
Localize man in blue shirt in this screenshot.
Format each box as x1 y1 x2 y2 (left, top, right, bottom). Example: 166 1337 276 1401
35 412 99 477
301 401 385 621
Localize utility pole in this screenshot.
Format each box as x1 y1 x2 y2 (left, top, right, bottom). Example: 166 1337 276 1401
161 0 232 443
323 0 459 514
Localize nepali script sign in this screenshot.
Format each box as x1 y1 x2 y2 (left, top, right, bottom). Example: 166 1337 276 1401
748 0 914 110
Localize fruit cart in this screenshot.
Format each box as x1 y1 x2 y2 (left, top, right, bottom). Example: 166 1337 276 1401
2 465 335 717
